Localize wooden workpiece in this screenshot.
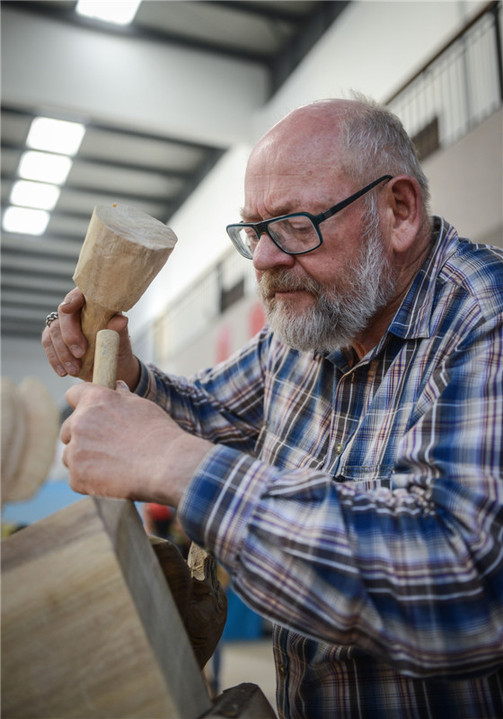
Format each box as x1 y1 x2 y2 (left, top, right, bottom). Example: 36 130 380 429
1 497 212 719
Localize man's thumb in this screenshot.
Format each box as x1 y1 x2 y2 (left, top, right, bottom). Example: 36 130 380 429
115 380 130 392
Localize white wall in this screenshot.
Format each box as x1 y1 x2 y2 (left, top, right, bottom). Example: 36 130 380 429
1 335 78 396
425 109 503 246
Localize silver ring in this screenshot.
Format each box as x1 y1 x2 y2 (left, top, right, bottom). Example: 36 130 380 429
45 311 59 328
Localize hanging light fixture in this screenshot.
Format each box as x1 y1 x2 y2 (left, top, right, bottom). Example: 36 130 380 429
76 0 142 26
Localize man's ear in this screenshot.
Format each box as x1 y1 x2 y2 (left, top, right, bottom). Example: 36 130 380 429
385 175 423 253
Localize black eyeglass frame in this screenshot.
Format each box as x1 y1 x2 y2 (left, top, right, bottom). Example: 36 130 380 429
226 174 393 259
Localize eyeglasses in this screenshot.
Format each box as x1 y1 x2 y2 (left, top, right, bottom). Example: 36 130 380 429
226 175 392 260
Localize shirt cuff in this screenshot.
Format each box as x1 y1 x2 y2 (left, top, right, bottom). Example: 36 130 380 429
178 444 269 573
133 360 159 400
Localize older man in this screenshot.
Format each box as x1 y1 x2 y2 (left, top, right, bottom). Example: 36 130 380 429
43 98 503 718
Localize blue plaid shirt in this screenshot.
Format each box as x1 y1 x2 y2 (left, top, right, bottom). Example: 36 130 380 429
137 217 503 718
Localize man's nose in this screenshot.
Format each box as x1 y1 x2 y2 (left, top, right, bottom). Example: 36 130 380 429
252 232 295 272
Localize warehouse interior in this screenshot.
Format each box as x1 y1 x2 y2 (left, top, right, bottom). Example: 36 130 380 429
2 0 502 709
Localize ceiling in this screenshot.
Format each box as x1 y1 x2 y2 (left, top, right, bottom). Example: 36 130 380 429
1 0 349 340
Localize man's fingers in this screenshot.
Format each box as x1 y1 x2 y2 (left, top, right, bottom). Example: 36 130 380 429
107 313 128 334
41 288 88 377
57 290 88 361
60 416 71 446
42 289 137 387
44 318 82 376
65 381 101 409
58 287 85 314
41 327 68 377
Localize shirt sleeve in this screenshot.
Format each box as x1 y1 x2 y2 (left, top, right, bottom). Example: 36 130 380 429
178 311 503 681
134 328 270 452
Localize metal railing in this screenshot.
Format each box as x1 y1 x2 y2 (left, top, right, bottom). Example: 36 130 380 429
386 1 502 158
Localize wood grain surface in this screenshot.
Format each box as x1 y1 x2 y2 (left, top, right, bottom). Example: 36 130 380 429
73 204 177 378
1 496 212 718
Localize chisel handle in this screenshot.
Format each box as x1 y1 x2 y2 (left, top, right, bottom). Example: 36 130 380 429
93 329 120 389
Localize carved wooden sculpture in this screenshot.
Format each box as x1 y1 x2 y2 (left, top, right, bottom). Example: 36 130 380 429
1 376 59 504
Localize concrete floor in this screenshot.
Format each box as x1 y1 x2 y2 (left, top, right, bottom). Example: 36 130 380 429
211 639 278 715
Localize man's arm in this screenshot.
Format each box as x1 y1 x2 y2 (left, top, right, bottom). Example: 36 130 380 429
132 331 269 450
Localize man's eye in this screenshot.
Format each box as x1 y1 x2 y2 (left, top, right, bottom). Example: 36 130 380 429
242 228 259 248
244 228 257 241
275 219 313 237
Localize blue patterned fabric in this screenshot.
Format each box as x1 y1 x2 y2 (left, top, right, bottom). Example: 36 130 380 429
137 217 503 718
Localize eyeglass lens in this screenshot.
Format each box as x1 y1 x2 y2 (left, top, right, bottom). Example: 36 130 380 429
236 215 319 257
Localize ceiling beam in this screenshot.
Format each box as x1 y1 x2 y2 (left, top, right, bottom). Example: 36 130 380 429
1 4 266 147
1 253 76 275
269 1 350 93
1 318 56 339
1 273 75 294
1 235 81 257
11 0 272 65
0 141 194 182
2 289 68 307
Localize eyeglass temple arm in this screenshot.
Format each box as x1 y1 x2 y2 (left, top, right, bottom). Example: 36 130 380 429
318 175 392 223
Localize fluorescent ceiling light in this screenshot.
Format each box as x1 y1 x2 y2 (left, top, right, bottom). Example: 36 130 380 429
27 117 85 156
76 0 142 25
11 180 61 211
19 151 73 185
3 207 50 235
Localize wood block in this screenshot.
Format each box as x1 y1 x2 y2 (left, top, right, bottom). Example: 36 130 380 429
1 497 212 719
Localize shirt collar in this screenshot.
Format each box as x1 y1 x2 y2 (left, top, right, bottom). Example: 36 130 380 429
387 216 459 341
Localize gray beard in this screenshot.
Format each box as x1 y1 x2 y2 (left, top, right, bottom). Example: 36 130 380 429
258 221 397 353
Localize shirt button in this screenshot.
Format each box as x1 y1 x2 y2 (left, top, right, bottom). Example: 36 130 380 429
335 443 343 455
277 663 287 676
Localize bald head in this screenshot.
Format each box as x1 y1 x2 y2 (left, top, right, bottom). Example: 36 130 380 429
248 97 430 216
248 100 353 180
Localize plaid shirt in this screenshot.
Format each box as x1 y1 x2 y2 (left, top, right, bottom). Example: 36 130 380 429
138 217 503 718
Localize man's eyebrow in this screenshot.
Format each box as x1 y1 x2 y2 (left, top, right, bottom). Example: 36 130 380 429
239 207 262 222
239 204 299 222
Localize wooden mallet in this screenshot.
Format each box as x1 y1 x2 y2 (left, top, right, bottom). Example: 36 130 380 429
73 204 177 379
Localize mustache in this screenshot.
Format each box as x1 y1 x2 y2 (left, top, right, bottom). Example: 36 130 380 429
259 270 322 299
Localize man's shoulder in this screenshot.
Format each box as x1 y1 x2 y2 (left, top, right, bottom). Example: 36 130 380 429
434 220 503 315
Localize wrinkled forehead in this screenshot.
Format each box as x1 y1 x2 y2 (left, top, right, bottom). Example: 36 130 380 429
246 106 350 182
243 123 349 217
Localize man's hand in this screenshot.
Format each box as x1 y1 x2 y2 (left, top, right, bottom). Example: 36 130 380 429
60 381 213 506
41 288 140 388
